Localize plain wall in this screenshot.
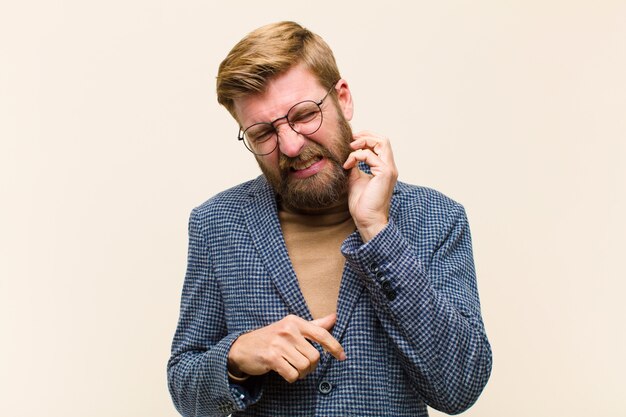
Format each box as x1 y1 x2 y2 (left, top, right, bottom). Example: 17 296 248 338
1 1 625 416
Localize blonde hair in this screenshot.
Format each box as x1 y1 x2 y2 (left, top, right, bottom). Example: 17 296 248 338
216 21 341 117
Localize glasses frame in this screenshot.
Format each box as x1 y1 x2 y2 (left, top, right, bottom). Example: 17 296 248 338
237 82 338 155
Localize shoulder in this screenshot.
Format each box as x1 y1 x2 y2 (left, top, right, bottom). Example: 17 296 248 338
393 181 465 217
390 181 471 250
189 176 269 226
391 181 469 239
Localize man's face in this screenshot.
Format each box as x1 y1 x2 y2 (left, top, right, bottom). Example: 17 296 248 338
233 65 354 211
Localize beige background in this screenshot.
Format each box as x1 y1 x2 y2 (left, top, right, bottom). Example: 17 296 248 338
1 1 625 416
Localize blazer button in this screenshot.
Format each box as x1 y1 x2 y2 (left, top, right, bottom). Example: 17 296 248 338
318 380 333 394
385 289 397 301
381 280 392 291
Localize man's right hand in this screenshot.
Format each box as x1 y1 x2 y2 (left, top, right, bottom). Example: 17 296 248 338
227 313 346 383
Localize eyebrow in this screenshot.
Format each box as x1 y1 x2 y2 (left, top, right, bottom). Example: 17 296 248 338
241 85 333 129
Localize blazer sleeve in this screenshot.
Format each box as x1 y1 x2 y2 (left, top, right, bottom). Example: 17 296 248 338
167 208 262 417
341 203 492 414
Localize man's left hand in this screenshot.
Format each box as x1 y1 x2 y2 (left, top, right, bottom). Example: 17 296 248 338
343 131 398 242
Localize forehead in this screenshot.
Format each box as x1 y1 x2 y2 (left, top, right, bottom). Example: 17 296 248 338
233 65 324 126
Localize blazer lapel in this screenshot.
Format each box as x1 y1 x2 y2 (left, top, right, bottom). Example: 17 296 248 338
333 263 364 340
318 184 403 375
332 183 403 343
242 177 311 319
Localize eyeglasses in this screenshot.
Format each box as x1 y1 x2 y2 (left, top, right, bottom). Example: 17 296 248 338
237 83 337 155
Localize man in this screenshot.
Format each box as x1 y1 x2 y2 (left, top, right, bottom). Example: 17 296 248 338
168 21 492 416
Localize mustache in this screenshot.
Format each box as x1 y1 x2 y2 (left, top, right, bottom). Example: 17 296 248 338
278 143 341 171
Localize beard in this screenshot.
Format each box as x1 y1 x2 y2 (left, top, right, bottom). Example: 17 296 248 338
256 111 353 211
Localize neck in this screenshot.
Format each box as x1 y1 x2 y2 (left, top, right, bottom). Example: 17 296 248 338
279 197 349 216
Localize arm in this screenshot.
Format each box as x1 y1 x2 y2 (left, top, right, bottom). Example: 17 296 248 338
343 133 492 413
167 208 261 417
167 208 346 416
342 205 492 414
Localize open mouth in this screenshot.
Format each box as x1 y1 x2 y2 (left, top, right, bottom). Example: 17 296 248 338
285 156 327 179
290 156 323 171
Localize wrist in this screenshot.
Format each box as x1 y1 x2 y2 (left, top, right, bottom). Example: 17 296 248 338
227 357 250 381
357 220 387 242
227 367 250 382
227 339 249 381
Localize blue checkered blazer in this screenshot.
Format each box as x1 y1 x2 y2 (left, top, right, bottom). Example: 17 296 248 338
167 175 492 416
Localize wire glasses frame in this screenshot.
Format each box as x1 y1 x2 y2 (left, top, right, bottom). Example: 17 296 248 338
237 82 338 155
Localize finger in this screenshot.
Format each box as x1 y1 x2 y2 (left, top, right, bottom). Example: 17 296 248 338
281 348 313 380
293 341 322 378
351 131 387 147
310 313 337 330
352 130 381 140
351 134 386 144
346 164 367 186
343 148 384 171
307 313 343 364
350 135 393 162
274 356 301 383
301 322 346 361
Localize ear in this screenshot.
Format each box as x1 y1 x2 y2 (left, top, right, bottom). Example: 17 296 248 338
334 78 354 121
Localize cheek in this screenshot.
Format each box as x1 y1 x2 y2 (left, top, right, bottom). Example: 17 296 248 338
256 153 280 171
315 119 349 153
308 123 336 147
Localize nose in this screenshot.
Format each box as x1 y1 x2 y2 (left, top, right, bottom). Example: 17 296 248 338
276 124 305 157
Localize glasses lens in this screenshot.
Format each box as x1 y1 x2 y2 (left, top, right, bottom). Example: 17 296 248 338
287 101 322 135
243 123 277 155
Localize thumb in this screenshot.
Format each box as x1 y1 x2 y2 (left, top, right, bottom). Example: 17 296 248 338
347 166 361 185
310 313 337 330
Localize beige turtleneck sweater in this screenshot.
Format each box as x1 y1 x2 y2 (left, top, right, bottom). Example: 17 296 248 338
278 207 356 319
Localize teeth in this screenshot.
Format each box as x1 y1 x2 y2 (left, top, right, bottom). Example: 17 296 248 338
292 156 321 171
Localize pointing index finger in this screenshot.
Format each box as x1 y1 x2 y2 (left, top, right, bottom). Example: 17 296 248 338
300 322 346 361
